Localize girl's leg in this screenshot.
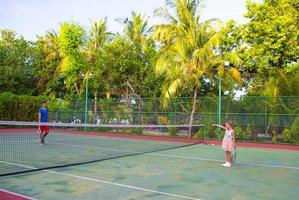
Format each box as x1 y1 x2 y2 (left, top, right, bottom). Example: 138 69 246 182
226 151 231 163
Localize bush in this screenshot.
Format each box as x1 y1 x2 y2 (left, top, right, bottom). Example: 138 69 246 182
157 115 168 125
0 92 44 121
168 127 176 137
192 130 204 139
282 128 292 143
131 127 144 135
206 124 220 139
287 116 299 144
234 126 250 140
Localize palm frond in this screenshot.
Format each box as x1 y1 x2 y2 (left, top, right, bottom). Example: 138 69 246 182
228 67 242 85
164 78 182 97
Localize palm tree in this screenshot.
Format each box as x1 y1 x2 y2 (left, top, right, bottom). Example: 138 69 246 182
35 30 64 95
153 0 242 136
87 19 112 62
252 64 299 142
117 12 152 46
117 12 156 124
86 19 112 115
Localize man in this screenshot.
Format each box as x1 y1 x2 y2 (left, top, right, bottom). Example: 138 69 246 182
38 101 49 144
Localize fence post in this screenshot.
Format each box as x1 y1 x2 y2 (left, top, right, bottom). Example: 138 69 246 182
264 96 267 133
218 78 222 138
174 97 177 135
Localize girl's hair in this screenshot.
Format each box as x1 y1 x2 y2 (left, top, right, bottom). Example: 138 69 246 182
226 120 233 127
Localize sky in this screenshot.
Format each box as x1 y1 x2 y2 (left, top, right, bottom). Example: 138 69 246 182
0 0 248 41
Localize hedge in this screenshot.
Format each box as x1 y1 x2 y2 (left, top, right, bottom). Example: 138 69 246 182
0 92 44 121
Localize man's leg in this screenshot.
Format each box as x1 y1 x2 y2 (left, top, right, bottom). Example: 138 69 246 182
40 131 45 144
39 126 44 143
41 126 49 143
42 131 49 140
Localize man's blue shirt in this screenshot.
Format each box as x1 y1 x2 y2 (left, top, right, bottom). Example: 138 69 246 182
38 108 48 122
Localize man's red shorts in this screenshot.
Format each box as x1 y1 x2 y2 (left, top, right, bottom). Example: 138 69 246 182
40 126 49 133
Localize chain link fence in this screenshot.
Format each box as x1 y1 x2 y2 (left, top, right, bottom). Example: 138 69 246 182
48 96 299 144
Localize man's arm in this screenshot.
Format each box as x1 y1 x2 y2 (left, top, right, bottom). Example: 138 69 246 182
38 112 41 122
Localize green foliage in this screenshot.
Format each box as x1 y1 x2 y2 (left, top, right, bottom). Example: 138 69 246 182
58 22 87 94
95 35 158 98
168 127 177 137
234 126 250 140
192 130 204 139
243 0 298 71
282 128 292 143
283 117 299 144
282 118 299 144
0 30 38 95
131 127 144 135
205 124 220 139
87 19 112 92
218 0 299 97
34 31 65 97
0 92 43 121
290 117 299 143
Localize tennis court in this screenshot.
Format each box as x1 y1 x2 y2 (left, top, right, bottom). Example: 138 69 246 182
1 123 299 200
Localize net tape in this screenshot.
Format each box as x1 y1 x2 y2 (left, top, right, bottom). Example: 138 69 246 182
0 121 205 128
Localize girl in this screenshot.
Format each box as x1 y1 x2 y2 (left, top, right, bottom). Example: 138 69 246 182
213 121 236 167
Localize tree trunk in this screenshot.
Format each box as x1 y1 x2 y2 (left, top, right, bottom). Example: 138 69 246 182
74 82 80 96
188 87 198 137
124 91 134 124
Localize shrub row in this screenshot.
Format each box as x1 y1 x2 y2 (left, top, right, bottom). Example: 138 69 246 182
0 92 44 121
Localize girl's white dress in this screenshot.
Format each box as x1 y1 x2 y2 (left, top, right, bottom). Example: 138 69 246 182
222 129 234 152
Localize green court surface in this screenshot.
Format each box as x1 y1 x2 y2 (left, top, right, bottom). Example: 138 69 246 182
1 133 299 200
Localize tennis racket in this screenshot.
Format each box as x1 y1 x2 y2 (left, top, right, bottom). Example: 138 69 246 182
38 126 43 143
231 146 237 164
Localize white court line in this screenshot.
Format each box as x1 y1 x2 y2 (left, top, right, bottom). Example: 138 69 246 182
148 153 299 170
46 141 299 170
201 143 299 154
0 188 38 200
0 139 39 143
43 170 202 200
0 161 202 200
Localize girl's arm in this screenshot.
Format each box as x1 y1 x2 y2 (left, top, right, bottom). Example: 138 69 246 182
212 124 226 130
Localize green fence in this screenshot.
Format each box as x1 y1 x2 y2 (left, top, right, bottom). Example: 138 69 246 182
47 96 299 144
0 93 297 143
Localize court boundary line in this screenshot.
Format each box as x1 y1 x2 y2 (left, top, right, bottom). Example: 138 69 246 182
0 188 38 200
0 161 202 200
2 139 298 171
2 127 299 150
148 153 299 170
46 140 299 170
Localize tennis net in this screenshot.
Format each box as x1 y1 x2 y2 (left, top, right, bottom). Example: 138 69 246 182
0 121 205 176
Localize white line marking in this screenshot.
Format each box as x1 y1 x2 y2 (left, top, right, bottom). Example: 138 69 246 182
44 141 299 170
43 170 202 200
0 188 38 200
148 153 299 170
0 161 202 200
